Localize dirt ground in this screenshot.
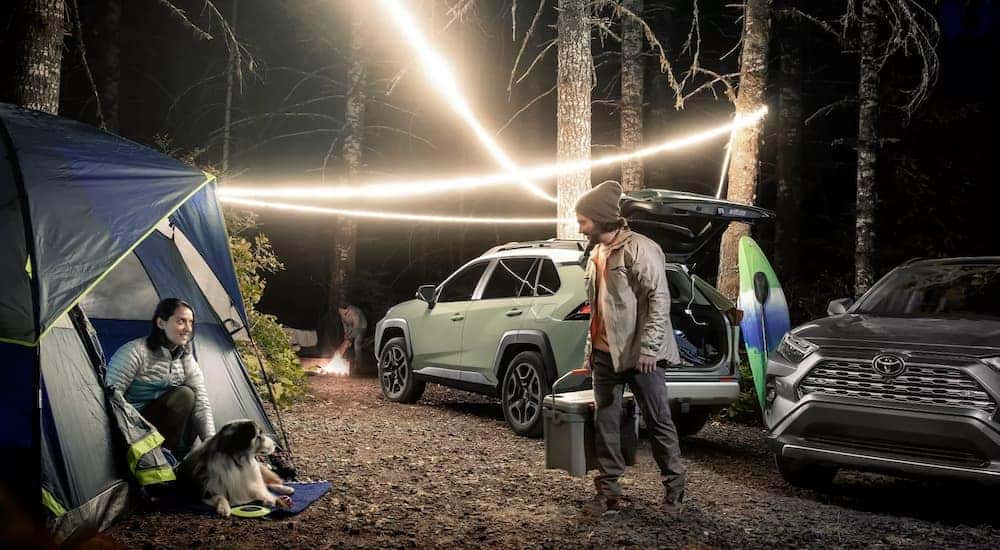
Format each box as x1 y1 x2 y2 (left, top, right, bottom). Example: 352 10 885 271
110 373 1000 549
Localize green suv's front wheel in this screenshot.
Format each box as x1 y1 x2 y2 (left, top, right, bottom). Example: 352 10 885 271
378 337 425 403
501 351 549 438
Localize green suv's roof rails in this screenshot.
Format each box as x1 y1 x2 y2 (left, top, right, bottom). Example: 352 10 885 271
485 239 586 255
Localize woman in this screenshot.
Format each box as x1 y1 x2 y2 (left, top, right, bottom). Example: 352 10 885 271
106 298 215 454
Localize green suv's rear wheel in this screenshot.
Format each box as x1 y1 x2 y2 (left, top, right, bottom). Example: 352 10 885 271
378 337 425 403
501 351 549 438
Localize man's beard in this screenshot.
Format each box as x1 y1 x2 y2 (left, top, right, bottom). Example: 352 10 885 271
585 228 602 245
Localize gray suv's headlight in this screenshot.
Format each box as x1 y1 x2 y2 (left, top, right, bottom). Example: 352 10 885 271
776 333 818 364
982 356 1000 372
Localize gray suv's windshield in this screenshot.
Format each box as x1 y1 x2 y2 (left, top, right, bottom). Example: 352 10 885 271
854 263 1000 319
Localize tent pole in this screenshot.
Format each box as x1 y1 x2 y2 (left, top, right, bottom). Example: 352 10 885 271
245 329 296 465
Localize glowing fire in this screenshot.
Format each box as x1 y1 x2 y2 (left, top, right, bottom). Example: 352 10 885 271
319 351 350 376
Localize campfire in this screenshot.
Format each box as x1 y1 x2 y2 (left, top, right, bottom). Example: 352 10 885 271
319 344 351 376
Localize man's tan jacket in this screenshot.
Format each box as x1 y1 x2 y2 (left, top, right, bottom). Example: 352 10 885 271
583 228 680 372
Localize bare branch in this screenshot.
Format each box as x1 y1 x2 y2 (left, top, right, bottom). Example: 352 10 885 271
591 17 621 42
69 0 106 130
514 38 557 86
508 0 547 95
321 122 349 182
496 83 556 135
154 0 214 40
364 125 437 150
234 129 342 159
591 0 685 107
805 98 858 125
681 68 738 103
776 8 849 48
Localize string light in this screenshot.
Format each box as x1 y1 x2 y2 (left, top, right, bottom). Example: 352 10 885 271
220 106 768 201
221 196 575 224
377 0 556 203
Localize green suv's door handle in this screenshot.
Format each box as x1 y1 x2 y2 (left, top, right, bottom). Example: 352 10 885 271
450 314 465 321
505 308 523 317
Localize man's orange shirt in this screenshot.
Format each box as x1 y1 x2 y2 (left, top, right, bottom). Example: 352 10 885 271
590 244 611 352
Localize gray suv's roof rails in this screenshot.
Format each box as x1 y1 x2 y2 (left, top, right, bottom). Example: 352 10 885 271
485 240 586 255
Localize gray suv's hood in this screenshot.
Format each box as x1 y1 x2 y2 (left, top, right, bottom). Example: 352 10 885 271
794 314 1000 357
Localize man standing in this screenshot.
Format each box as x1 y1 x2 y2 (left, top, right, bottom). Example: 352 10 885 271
576 180 686 515
338 303 368 373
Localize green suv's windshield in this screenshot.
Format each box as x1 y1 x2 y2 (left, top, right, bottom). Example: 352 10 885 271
854 263 1000 319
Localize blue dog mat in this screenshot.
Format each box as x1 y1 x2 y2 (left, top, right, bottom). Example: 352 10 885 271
270 481 331 517
171 481 331 518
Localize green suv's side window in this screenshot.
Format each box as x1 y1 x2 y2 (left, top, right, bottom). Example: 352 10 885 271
438 262 488 303
534 259 561 296
482 258 537 300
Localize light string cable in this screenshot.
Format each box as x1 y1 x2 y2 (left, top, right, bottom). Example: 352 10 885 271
220 106 768 202
376 0 556 203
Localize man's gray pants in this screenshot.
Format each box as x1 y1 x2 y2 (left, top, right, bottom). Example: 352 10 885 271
592 349 686 498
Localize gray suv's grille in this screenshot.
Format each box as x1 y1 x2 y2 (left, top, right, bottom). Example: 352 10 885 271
800 360 998 414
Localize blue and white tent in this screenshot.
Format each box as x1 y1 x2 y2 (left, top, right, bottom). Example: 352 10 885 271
0 103 275 541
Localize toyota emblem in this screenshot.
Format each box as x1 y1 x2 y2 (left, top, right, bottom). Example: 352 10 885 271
872 354 906 377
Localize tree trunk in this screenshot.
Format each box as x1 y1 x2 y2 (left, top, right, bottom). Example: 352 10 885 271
556 0 592 239
12 0 65 114
716 0 772 300
323 6 365 354
854 0 880 297
619 0 644 193
221 0 239 174
775 19 803 280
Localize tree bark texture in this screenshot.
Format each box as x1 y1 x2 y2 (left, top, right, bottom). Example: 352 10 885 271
716 0 772 300
775 20 803 280
556 0 592 239
323 6 365 353
12 0 65 114
619 0 644 193
854 0 880 297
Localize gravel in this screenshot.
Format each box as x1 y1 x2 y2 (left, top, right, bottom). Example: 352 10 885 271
110 374 1000 548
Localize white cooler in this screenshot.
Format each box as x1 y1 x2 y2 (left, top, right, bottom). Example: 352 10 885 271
542 389 638 477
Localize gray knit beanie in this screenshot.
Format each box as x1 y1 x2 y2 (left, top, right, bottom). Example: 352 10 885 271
574 180 623 226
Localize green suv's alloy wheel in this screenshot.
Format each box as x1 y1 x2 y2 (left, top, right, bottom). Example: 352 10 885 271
379 337 425 403
381 346 407 397
501 351 548 437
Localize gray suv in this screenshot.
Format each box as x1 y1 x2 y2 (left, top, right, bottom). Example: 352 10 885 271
766 257 1000 487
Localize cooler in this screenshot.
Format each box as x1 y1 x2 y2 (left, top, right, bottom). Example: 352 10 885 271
543 388 638 477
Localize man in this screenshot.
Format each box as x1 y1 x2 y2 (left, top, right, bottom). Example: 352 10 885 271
338 303 368 372
576 180 686 515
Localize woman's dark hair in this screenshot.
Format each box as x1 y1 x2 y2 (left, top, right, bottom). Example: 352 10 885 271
146 298 194 351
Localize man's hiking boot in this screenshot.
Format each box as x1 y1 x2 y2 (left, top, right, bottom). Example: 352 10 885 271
582 494 629 516
662 488 685 514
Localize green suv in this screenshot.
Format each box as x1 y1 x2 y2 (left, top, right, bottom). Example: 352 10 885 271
374 189 773 436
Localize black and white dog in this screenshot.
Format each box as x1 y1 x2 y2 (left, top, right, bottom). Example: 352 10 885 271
177 419 294 517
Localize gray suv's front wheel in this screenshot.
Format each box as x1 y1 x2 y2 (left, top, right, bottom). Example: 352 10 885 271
378 337 425 403
774 453 837 489
501 351 549 438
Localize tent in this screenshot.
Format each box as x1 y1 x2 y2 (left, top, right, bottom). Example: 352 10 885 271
0 103 277 541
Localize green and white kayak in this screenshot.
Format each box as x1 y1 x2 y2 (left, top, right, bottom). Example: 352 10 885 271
737 236 790 411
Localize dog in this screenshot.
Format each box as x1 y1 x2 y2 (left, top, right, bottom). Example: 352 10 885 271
177 419 295 517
